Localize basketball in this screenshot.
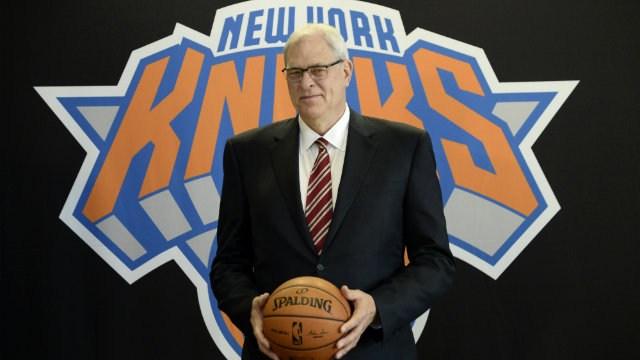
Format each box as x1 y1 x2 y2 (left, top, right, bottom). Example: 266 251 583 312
262 276 352 360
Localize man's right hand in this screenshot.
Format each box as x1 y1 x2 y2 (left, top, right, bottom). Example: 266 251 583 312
251 293 280 360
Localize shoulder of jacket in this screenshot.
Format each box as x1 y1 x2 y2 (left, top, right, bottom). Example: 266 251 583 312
228 118 296 145
358 114 428 139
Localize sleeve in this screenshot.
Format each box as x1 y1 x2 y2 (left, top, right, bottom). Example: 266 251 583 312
369 131 456 343
210 138 261 335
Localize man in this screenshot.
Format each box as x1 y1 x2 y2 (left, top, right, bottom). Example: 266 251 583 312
210 24 455 359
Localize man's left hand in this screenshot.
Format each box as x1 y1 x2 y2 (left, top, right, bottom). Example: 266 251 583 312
335 285 378 359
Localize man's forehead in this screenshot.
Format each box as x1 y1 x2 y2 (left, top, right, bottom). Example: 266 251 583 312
286 36 334 66
289 34 328 51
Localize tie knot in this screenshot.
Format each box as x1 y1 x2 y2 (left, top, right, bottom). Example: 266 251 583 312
315 138 329 151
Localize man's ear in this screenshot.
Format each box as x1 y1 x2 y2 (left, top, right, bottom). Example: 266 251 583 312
342 59 354 86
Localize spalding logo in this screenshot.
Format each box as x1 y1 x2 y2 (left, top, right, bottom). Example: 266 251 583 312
36 0 577 359
272 296 334 314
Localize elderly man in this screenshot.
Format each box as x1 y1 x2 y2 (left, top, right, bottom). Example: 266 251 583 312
210 23 455 359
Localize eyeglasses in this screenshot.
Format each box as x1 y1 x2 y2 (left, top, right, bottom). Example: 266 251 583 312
282 60 343 82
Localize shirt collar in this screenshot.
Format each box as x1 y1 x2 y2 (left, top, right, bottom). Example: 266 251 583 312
299 104 350 152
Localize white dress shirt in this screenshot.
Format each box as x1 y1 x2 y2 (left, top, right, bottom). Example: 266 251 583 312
298 105 350 211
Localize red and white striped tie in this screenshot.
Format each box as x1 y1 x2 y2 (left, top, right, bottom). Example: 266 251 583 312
305 138 333 254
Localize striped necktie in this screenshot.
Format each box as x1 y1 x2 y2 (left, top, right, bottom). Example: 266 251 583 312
305 138 333 254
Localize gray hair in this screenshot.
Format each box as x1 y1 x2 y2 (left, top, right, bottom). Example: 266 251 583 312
283 23 349 66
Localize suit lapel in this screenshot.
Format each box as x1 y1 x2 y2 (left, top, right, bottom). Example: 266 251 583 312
324 110 378 250
269 118 317 253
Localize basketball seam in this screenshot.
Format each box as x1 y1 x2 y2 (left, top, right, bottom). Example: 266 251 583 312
263 314 347 322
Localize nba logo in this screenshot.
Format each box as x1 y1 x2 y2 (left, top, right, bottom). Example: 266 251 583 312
292 322 303 345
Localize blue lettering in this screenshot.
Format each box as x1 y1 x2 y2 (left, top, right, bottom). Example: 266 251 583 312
328 9 348 42
217 14 244 52
350 11 373 48
266 7 295 44
374 16 399 53
244 10 264 46
307 6 324 23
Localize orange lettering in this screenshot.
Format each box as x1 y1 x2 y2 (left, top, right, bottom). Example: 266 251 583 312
273 53 296 121
222 311 244 348
354 57 423 129
83 48 204 222
413 48 537 216
185 56 265 179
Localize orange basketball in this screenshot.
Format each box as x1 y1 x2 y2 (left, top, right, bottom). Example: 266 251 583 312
262 276 352 360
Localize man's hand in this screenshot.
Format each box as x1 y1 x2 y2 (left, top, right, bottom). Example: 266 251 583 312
335 285 378 359
251 293 279 360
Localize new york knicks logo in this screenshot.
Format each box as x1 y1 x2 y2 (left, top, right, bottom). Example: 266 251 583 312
36 0 577 358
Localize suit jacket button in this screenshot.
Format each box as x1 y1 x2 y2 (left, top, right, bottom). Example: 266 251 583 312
316 264 325 271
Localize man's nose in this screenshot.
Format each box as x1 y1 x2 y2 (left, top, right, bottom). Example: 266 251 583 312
300 70 315 87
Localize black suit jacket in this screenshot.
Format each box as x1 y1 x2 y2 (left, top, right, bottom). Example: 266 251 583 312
210 109 455 359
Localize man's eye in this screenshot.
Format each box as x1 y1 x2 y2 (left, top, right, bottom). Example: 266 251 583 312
309 67 326 76
287 69 303 76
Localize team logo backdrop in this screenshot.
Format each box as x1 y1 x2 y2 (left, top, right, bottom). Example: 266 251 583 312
36 0 577 358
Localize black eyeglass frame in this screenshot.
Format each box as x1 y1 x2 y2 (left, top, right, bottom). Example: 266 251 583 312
281 59 344 81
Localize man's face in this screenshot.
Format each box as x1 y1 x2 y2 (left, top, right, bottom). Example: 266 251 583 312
285 33 353 126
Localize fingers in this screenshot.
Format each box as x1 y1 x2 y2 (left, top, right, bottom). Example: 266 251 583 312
336 309 368 358
335 286 378 359
253 292 270 309
339 286 376 332
251 293 269 347
340 285 361 334
340 284 355 301
251 293 280 360
258 342 279 360
335 323 365 359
